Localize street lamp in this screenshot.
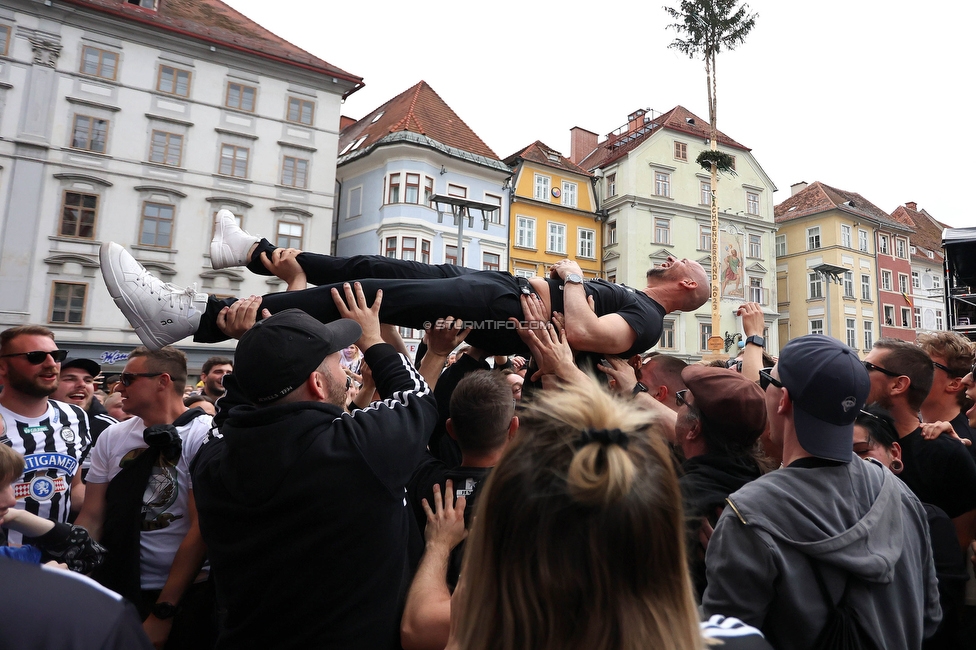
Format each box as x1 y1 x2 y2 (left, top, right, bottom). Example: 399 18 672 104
431 194 500 268
812 263 847 339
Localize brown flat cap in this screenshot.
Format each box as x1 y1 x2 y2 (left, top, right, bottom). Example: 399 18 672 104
680 365 767 447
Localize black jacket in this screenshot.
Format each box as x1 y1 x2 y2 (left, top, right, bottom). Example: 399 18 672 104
192 343 437 650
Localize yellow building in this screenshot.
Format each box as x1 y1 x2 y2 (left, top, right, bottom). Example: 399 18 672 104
774 182 914 354
503 142 601 279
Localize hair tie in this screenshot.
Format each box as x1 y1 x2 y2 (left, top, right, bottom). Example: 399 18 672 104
576 427 629 450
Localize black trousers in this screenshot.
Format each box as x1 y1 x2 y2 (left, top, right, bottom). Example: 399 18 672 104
195 239 532 354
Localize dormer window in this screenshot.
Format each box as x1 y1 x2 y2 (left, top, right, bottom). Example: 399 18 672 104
127 0 157 9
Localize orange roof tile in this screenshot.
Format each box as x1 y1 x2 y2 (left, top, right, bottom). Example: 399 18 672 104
774 181 912 233
61 0 362 91
503 141 593 177
579 105 748 171
338 81 500 162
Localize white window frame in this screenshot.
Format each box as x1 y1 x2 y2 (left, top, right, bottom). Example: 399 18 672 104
809 272 823 299
699 322 712 351
700 181 711 206
843 271 854 298
911 271 920 289
807 226 821 250
841 224 852 248
879 234 890 255
654 172 671 198
809 319 824 335
347 186 363 219
700 225 713 252
858 229 869 252
896 238 907 259
534 174 550 202
898 273 909 294
846 318 857 349
863 321 874 349
881 270 892 291
748 233 762 258
861 274 871 301
578 228 595 259
516 215 536 249
607 173 616 197
607 221 617 245
547 222 567 254
775 234 786 257
654 218 671 245
561 181 578 208
746 191 760 216
659 319 676 349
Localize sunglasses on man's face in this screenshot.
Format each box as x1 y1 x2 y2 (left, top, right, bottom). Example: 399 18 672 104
758 368 783 392
119 372 164 387
0 350 69 364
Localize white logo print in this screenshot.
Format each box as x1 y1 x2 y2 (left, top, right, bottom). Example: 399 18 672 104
841 397 857 412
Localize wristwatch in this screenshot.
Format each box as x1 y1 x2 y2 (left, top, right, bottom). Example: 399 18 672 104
745 335 765 348
633 382 649 395
151 602 178 620
565 273 584 285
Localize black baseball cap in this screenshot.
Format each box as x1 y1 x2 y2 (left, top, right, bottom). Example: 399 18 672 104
61 358 101 378
233 309 362 404
777 334 870 463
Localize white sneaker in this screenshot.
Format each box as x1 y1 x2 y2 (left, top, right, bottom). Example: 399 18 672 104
210 209 259 269
100 242 208 350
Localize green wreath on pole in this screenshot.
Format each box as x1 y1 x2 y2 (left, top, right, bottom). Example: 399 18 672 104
697 150 738 176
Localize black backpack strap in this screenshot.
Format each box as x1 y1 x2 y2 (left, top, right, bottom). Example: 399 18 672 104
173 407 206 427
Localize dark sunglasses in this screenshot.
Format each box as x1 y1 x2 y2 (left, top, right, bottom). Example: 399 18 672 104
862 361 900 378
675 389 689 407
0 350 69 364
758 368 783 391
726 358 743 372
120 372 164 386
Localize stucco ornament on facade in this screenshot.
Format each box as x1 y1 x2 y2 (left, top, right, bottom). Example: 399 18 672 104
28 34 61 67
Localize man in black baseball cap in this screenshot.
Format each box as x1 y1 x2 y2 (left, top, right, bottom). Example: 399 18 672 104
703 335 941 649
192 285 438 650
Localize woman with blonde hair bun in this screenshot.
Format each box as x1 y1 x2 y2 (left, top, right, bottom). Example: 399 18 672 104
446 373 771 650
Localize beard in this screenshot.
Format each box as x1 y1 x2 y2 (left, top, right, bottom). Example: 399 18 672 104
325 372 348 408
646 266 670 280
6 370 58 399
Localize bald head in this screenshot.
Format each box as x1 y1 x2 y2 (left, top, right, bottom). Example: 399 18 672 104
646 257 711 311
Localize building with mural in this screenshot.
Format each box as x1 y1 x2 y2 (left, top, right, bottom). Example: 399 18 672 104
571 106 779 360
503 141 600 280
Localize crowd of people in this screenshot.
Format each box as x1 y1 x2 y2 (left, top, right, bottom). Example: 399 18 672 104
1 211 975 649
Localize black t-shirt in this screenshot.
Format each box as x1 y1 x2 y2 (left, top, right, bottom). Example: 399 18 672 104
547 278 666 356
407 455 491 589
950 411 976 462
898 427 976 518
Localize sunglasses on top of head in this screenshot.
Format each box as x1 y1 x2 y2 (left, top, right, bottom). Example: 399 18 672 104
0 350 69 364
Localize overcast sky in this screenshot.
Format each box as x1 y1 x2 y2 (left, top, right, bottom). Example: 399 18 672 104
226 0 975 230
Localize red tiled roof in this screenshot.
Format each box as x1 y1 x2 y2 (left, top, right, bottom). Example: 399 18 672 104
338 81 499 160
61 0 362 91
579 105 748 171
504 141 593 177
890 204 947 263
773 181 912 233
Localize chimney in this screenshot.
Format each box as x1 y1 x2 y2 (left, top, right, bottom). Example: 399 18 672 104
339 115 357 131
790 181 808 197
569 127 598 165
627 108 646 132
905 201 918 211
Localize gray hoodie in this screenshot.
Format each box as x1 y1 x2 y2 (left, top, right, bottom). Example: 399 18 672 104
702 455 941 650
